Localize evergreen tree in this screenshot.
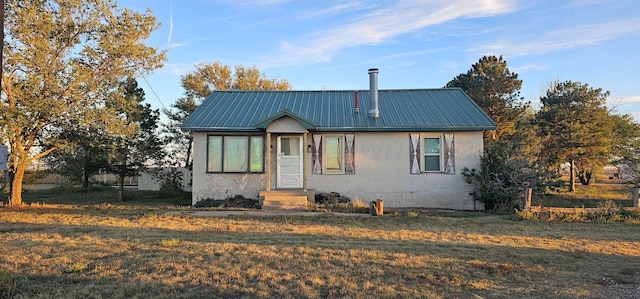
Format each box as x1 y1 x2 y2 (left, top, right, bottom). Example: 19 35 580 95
446 55 528 141
536 81 613 190
107 79 164 201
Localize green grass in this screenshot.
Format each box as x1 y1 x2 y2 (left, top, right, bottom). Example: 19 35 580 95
0 187 638 298
20 185 191 207
534 183 636 208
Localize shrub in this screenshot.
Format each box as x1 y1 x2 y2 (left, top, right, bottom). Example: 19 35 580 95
193 195 258 209
462 139 557 211
151 168 190 196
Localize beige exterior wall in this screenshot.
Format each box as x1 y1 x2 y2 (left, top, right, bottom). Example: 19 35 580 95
191 130 485 210
191 132 267 204
307 131 483 210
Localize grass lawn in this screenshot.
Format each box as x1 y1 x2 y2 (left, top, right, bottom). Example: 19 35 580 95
0 187 639 298
534 183 637 208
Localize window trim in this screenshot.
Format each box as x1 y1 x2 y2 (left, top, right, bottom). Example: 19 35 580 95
421 134 444 173
322 134 345 174
206 134 265 173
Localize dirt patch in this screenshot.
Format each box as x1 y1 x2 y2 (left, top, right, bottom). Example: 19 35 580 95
599 268 640 299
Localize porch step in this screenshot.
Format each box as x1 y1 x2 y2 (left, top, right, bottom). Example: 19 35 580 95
259 190 315 211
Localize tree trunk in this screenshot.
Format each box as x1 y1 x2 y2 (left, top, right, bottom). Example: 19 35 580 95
83 170 90 188
9 163 26 206
118 169 125 201
569 158 575 192
577 171 592 186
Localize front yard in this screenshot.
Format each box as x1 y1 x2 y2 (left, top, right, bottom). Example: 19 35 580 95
1 195 639 298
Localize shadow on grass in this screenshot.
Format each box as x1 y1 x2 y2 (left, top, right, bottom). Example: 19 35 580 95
18 186 191 207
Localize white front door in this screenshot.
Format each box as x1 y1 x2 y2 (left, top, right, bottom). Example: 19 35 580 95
277 136 303 189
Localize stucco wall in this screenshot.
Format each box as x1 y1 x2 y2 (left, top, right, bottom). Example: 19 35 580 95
191 131 485 209
307 131 484 210
191 132 267 204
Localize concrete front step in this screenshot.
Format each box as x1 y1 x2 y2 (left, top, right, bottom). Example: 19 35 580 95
259 189 315 211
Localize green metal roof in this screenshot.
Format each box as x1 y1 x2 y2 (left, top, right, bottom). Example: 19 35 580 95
181 88 496 132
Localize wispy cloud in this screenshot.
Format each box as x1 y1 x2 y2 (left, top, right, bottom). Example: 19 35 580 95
298 1 366 19
167 42 187 48
471 18 640 57
617 96 640 104
262 0 521 67
319 47 455 71
511 63 548 73
218 0 292 7
608 96 640 120
167 0 173 46
163 63 197 76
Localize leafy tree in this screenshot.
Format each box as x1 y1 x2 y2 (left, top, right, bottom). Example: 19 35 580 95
446 55 528 141
0 0 165 206
536 81 613 190
163 62 292 167
106 79 164 201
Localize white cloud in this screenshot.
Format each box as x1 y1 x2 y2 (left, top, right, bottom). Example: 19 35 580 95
167 42 187 48
262 0 521 67
298 1 366 20
511 63 548 73
471 18 640 57
217 0 292 6
163 63 196 76
617 96 640 104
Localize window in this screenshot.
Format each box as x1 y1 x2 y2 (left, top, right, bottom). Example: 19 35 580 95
410 133 454 174
312 133 355 175
207 135 264 173
323 135 344 173
423 136 442 172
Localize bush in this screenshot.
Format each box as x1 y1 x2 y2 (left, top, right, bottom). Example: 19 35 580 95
310 193 369 213
462 140 557 211
194 195 258 209
152 168 189 195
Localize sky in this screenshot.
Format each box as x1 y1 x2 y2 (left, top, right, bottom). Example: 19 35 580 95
119 0 640 120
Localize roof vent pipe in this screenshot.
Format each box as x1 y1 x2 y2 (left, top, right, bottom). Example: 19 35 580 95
354 91 359 113
368 68 380 118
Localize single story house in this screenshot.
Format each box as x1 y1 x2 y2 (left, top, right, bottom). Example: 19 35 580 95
181 69 496 210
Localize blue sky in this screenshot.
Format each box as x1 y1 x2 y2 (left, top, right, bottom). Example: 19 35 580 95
120 0 640 120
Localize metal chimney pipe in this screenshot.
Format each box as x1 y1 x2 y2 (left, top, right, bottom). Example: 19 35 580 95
368 68 380 118
354 91 359 113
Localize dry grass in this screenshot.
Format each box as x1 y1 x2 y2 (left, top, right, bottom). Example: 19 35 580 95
1 203 639 298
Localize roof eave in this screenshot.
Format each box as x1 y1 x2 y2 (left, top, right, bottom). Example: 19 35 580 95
182 126 496 132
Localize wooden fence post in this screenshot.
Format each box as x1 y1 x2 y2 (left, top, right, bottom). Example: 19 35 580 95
633 188 639 208
524 188 532 209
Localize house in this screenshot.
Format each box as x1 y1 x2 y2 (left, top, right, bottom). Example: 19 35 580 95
181 69 496 210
